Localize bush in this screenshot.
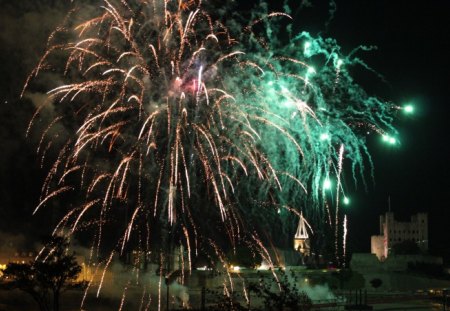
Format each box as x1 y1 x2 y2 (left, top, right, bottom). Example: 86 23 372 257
248 269 312 311
369 278 382 290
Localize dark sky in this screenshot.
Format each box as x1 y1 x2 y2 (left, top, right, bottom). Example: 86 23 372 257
0 0 449 260
324 1 450 259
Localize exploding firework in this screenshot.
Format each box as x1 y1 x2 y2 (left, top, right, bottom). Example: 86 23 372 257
24 0 399 305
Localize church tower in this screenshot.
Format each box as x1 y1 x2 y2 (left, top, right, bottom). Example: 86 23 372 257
294 213 310 256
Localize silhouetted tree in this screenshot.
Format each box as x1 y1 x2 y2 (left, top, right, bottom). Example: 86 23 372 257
332 269 353 289
1 236 83 311
226 245 262 268
248 269 312 311
1 262 50 311
369 278 382 291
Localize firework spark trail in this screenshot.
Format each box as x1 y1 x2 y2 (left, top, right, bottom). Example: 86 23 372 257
335 144 345 263
24 0 399 303
97 250 115 297
343 214 348 267
118 282 129 311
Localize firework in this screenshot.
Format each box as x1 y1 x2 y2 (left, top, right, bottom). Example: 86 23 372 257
24 0 398 306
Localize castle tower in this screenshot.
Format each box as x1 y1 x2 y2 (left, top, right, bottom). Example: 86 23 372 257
371 212 428 260
294 213 310 256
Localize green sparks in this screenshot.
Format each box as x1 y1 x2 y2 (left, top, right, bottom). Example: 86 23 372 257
320 133 330 141
24 0 405 280
323 178 332 190
403 104 414 114
383 134 397 145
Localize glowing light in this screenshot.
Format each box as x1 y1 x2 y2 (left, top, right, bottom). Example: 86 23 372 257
336 59 344 68
281 100 293 107
257 263 270 270
343 197 350 205
320 133 330 141
304 41 313 57
0 263 6 277
196 266 211 271
404 104 414 114
382 134 397 145
307 66 316 75
323 178 332 190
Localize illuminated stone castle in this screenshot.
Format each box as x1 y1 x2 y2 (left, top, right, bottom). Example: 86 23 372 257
371 212 428 260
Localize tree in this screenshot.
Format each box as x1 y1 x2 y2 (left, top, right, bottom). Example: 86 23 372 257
1 262 51 311
248 269 312 311
226 245 262 269
369 278 382 291
1 236 83 311
332 269 353 289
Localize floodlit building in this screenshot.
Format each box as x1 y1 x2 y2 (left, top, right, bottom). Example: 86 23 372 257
371 212 428 260
0 251 35 277
294 213 310 256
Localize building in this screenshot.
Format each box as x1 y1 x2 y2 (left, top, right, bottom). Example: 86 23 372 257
294 213 310 256
0 249 92 282
371 212 428 260
0 251 36 277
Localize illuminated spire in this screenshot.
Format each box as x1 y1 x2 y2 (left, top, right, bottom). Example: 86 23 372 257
295 212 309 239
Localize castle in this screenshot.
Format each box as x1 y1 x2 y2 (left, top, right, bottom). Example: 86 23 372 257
371 212 428 260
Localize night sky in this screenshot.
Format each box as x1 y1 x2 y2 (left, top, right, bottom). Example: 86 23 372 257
0 1 449 262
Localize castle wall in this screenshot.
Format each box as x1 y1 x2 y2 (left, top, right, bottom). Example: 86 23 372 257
351 253 443 273
350 253 447 291
371 212 428 259
371 236 385 260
